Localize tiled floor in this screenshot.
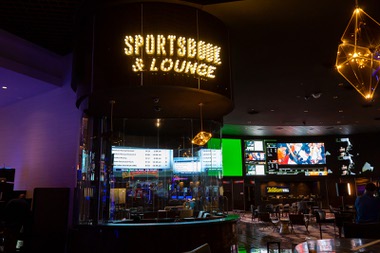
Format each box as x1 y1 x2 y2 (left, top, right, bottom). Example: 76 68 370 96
236 212 337 253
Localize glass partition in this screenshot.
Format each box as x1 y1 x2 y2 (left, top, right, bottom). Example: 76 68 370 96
75 116 224 225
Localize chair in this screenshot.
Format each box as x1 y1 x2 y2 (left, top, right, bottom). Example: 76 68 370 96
289 203 297 214
289 214 309 234
273 205 281 217
329 205 340 213
251 205 258 221
334 212 354 237
257 212 279 231
314 210 336 239
282 203 290 216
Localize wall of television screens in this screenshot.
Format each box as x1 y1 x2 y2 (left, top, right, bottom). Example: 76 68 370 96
110 133 380 178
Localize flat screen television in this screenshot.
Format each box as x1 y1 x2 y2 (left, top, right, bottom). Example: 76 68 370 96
173 157 201 174
112 146 173 171
266 142 328 176
198 149 222 171
275 142 326 165
246 164 266 176
245 151 266 161
244 140 267 176
208 138 243 176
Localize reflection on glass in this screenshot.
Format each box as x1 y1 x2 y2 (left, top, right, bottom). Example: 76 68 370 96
76 117 224 224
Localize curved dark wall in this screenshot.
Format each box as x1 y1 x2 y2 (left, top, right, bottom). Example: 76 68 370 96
72 2 233 121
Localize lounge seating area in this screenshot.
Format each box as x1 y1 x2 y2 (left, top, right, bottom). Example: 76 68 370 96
236 201 380 253
238 209 338 251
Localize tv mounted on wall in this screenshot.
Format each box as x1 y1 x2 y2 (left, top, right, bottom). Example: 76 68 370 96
266 142 328 176
275 142 326 165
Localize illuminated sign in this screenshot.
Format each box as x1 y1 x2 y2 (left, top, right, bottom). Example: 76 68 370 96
124 34 222 79
266 186 290 194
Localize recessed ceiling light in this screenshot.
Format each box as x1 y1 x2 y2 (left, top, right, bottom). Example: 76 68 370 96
2 86 7 90
247 109 259 115
304 110 309 113
338 110 343 113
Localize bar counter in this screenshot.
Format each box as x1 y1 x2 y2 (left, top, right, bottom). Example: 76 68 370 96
68 214 240 253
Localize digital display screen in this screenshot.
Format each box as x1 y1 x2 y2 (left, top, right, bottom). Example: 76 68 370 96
112 146 173 170
245 140 264 151
244 140 267 176
243 140 330 176
246 164 265 176
208 138 243 176
276 143 326 165
266 142 328 176
245 152 266 161
173 157 201 174
198 149 222 170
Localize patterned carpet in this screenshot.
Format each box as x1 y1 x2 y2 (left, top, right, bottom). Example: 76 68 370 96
237 212 337 252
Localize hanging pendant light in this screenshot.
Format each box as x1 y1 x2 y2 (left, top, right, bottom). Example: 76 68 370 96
105 100 122 145
192 103 212 146
335 1 380 100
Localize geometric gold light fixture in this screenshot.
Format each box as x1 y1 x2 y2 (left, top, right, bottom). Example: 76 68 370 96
191 103 212 146
336 3 380 100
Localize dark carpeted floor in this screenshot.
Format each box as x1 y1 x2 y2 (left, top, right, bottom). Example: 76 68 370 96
236 212 337 252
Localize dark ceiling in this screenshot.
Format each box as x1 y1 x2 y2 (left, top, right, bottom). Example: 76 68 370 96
0 0 380 137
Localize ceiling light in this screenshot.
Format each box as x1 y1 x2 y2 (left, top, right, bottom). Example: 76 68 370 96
335 5 380 100
192 103 212 146
1 86 7 90
192 131 212 146
247 109 259 114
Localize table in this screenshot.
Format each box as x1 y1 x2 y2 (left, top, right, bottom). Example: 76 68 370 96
294 238 380 252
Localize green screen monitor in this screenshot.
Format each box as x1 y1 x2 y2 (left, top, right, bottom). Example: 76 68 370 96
208 138 243 177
